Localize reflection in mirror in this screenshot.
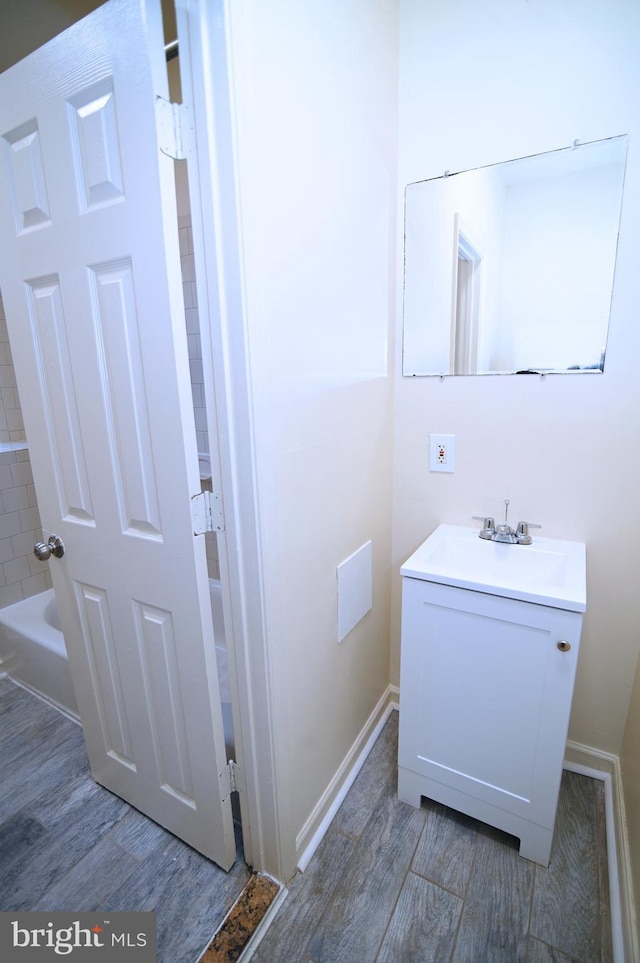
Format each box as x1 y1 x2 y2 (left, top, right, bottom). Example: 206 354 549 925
402 136 628 376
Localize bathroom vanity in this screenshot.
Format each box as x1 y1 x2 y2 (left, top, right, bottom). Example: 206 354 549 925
398 524 586 866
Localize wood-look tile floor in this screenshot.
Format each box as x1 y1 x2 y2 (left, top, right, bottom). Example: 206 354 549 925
252 710 613 963
0 678 250 963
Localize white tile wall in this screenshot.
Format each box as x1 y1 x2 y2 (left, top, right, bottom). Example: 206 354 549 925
0 295 52 608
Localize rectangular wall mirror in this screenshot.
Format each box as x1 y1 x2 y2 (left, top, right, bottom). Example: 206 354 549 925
402 136 628 377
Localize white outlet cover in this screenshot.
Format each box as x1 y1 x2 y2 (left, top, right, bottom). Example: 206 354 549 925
429 434 456 473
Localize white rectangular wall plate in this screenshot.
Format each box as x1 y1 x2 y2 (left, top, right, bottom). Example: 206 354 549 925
337 540 373 643
429 434 456 473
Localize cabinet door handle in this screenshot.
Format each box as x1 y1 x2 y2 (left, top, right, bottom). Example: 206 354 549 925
557 640 571 652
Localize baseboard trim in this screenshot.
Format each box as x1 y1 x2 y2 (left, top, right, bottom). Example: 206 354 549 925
295 686 396 872
3 676 80 725
566 740 638 963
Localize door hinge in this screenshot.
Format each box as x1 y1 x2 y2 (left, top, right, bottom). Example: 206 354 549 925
220 759 240 799
192 490 225 535
155 97 193 160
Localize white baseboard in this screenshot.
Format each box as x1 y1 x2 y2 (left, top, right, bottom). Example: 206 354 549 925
295 686 397 872
566 740 638 963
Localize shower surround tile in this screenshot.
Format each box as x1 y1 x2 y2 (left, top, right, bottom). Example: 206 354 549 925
0 295 51 608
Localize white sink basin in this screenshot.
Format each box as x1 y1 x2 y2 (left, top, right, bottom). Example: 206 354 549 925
401 524 586 611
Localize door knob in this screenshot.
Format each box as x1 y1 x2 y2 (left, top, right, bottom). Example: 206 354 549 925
34 535 65 561
557 640 571 652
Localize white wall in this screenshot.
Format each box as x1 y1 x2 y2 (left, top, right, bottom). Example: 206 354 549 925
224 0 397 856
393 0 640 767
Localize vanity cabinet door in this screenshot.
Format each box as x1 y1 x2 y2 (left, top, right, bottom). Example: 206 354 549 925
398 578 582 834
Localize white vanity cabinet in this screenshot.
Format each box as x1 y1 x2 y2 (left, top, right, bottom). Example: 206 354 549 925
398 528 586 867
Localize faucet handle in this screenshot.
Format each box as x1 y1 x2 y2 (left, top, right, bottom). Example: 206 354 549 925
472 515 495 540
516 521 541 544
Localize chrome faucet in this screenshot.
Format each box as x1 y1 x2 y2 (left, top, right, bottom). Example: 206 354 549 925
473 499 541 545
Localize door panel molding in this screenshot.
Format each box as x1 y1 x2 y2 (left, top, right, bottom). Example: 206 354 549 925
26 275 95 523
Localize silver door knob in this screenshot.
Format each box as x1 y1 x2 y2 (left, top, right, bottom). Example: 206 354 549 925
34 535 65 561
557 640 571 652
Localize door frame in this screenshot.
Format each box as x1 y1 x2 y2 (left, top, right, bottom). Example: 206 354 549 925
176 0 294 882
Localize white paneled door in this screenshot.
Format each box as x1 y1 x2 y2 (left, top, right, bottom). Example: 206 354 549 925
0 0 236 869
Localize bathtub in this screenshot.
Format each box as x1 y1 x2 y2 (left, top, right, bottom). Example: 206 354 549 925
0 581 234 755
0 588 78 718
